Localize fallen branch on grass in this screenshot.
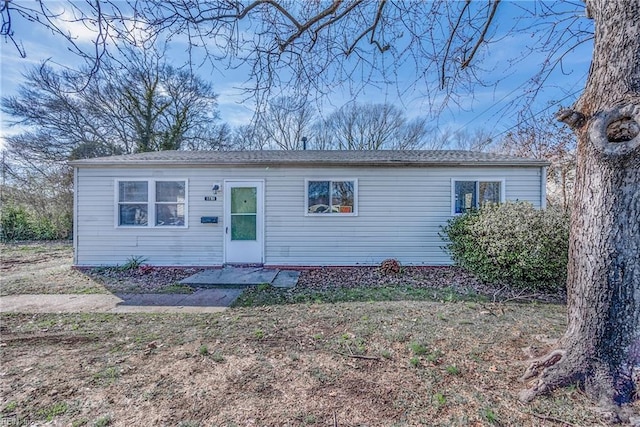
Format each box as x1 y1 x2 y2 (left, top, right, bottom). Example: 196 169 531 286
526 410 581 427
335 351 381 361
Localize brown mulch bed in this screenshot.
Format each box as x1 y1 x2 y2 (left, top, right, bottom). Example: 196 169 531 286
79 266 207 293
297 266 565 304
1 242 564 302
81 264 566 304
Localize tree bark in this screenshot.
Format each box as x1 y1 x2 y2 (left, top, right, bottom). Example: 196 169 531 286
520 0 640 419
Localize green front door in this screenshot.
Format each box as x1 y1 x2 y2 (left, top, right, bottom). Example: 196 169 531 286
225 181 264 263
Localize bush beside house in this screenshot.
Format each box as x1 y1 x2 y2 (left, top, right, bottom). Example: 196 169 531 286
441 201 570 291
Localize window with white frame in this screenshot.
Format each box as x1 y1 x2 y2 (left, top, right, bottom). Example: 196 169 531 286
117 180 187 227
306 179 357 215
453 179 504 214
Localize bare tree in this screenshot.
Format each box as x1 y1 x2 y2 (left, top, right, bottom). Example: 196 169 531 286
499 115 577 211
3 0 639 416
444 128 496 152
254 96 317 150
313 103 433 150
94 47 223 153
2 45 225 240
2 46 223 160
227 124 270 151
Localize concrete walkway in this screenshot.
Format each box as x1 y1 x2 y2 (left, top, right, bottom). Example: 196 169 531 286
0 267 300 314
0 288 242 314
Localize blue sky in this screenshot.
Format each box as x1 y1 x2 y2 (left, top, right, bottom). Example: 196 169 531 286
0 1 594 150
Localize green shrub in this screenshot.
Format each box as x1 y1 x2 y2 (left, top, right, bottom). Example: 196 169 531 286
1 204 33 241
440 202 569 291
1 203 71 242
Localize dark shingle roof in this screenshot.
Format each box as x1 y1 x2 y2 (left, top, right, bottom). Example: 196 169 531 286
69 150 549 167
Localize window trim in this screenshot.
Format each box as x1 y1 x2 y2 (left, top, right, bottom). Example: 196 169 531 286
305 178 358 216
451 178 505 215
115 179 189 228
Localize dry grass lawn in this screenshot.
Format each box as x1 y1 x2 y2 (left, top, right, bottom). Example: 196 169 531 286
0 243 626 426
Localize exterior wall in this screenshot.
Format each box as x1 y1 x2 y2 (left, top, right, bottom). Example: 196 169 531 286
74 164 544 266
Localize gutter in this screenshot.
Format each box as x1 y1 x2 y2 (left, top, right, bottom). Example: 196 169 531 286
69 159 552 168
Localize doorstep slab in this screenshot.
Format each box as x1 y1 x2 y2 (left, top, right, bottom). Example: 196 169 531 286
180 267 279 286
271 270 300 288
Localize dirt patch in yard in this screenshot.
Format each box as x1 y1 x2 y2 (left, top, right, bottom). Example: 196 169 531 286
0 243 203 296
0 242 103 296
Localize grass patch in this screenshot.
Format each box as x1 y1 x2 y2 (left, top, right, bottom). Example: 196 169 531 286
445 365 461 376
409 342 428 356
233 285 487 307
198 344 209 356
93 366 120 386
2 401 17 413
37 402 68 421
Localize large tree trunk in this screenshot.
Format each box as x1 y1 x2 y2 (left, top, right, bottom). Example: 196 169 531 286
520 0 640 420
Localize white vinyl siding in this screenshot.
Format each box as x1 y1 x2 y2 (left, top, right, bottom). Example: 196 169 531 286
75 165 545 267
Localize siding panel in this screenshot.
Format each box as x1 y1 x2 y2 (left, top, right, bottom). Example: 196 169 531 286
75 165 544 266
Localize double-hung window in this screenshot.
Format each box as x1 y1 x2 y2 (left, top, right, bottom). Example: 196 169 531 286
117 180 187 227
306 179 357 215
452 179 504 214
155 181 186 226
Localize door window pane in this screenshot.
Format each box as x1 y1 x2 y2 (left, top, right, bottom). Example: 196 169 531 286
231 187 257 214
231 215 257 240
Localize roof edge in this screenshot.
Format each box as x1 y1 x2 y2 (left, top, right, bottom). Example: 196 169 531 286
70 157 550 168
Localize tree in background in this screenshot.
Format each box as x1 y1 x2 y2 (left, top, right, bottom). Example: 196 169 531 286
498 115 577 212
1 46 224 240
253 96 317 150
232 100 435 151
2 46 223 160
441 128 496 153
312 103 436 150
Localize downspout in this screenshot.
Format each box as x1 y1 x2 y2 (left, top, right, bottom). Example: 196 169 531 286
73 166 78 266
540 166 548 210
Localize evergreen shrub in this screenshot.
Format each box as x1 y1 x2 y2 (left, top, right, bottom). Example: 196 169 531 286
440 202 569 291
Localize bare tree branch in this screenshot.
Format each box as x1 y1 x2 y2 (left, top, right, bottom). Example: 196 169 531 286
460 0 500 69
345 0 389 56
441 0 471 89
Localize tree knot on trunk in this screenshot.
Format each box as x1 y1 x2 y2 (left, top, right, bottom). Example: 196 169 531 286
519 349 567 403
556 108 586 129
588 103 640 157
521 349 566 381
